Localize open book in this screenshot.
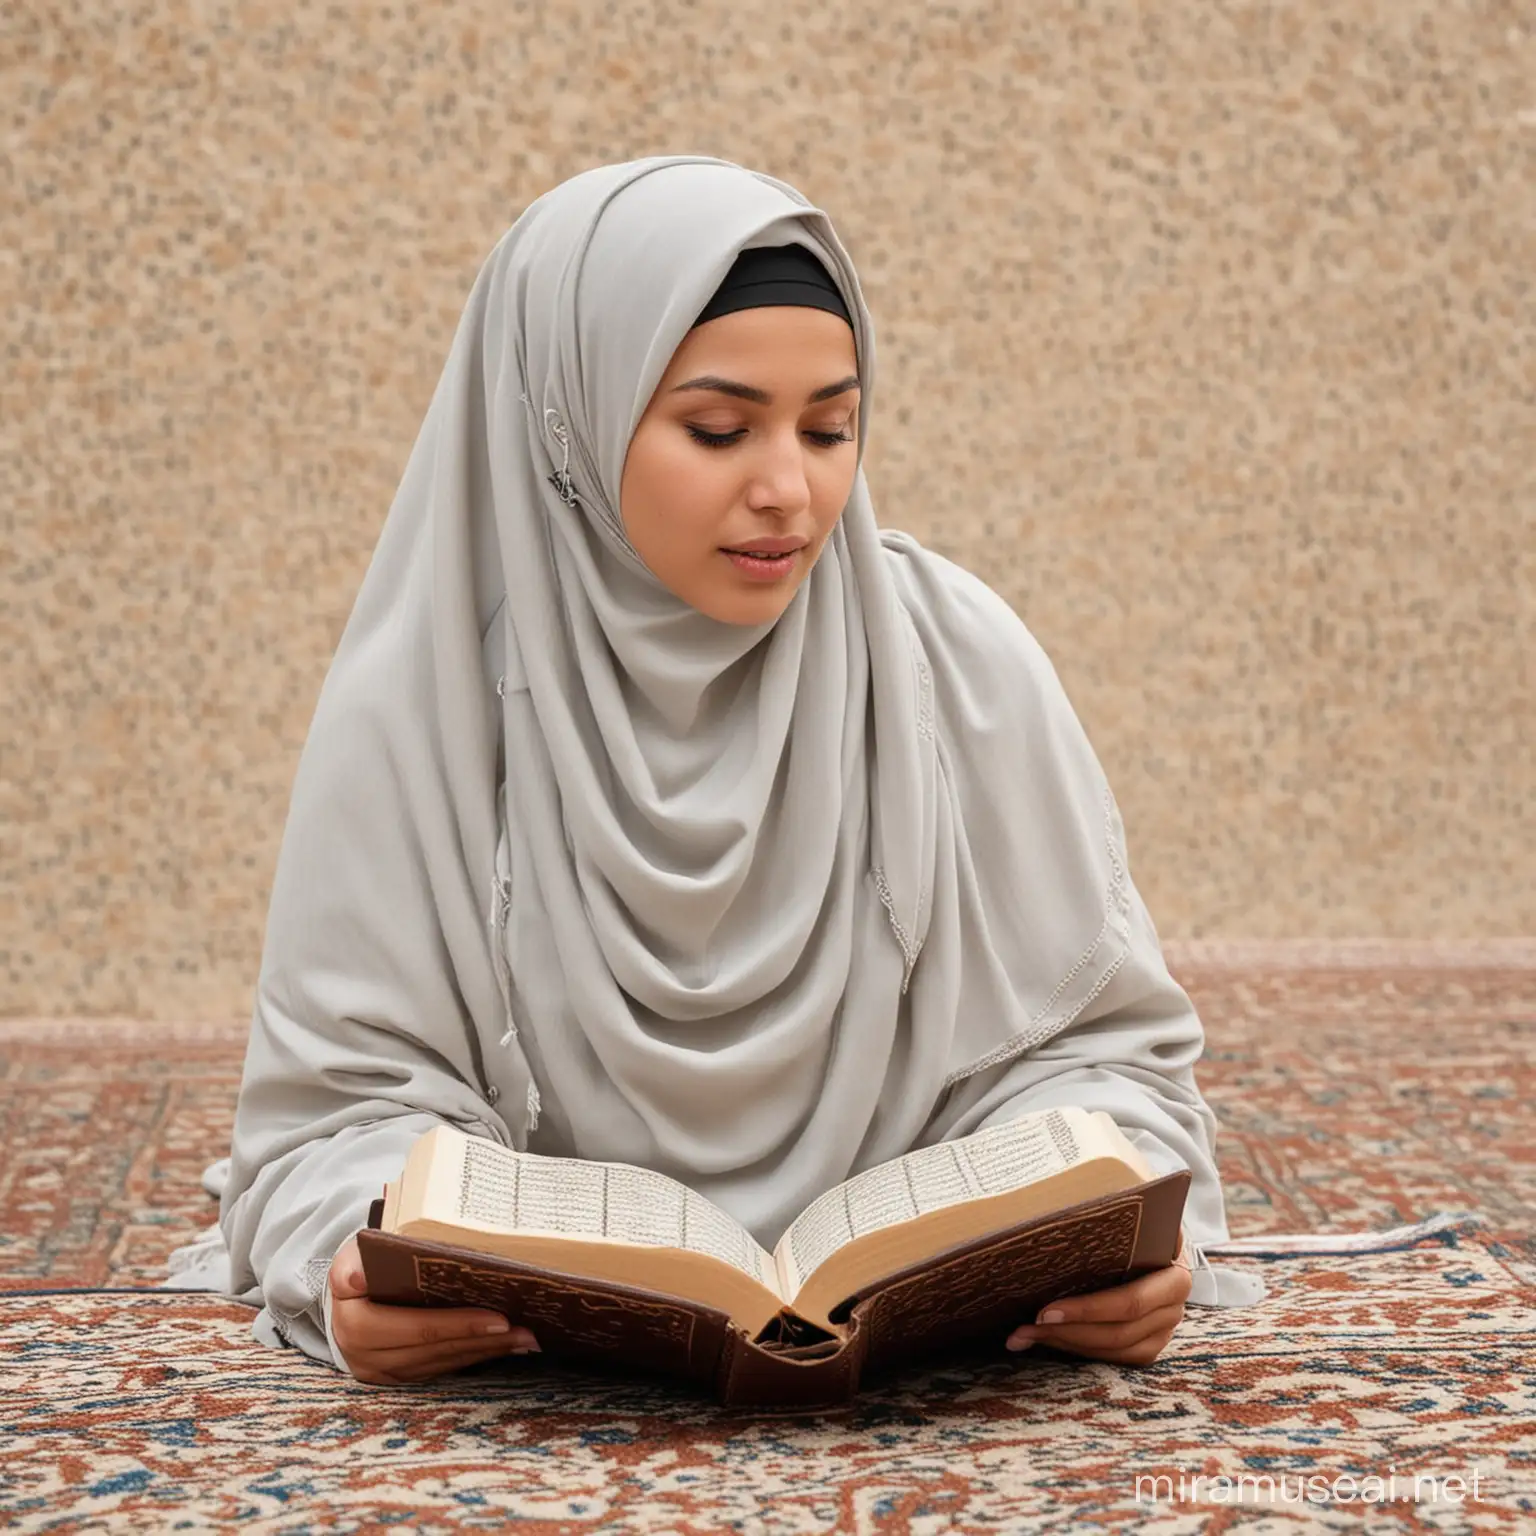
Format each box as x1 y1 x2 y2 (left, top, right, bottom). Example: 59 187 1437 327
356 1107 1191 1405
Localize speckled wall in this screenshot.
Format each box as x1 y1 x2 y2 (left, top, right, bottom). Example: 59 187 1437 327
4 2 1531 1019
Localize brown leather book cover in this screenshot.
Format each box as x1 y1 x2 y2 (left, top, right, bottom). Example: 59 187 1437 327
355 1168 1190 1406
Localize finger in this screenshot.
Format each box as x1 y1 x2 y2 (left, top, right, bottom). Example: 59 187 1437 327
329 1235 368 1303
1032 1264 1191 1327
353 1332 543 1386
1038 1328 1179 1367
1024 1301 1186 1355
333 1295 538 1353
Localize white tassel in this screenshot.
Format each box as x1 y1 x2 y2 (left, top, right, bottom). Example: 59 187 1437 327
1200 1211 1480 1257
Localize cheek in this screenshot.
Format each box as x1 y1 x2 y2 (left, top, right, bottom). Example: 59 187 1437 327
630 439 736 541
822 458 858 508
811 461 858 535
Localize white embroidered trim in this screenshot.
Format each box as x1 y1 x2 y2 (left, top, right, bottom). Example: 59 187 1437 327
915 654 934 742
301 1256 331 1306
268 1257 332 1347
870 864 918 997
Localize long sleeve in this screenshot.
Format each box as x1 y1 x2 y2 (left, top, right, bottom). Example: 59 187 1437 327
221 1107 497 1372
154 399 544 1360
919 867 1266 1308
205 695 523 1371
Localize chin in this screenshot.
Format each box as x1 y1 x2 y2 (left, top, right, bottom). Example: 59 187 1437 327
649 548 817 624
705 591 798 626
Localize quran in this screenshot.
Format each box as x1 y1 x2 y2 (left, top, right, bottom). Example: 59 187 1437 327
355 1108 1190 1406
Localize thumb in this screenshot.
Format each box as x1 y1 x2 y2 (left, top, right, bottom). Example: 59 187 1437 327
329 1233 368 1302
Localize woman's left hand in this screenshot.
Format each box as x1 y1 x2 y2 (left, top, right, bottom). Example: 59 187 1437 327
1004 1229 1193 1365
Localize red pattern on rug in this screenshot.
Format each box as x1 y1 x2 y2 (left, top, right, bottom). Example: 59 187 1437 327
2 961 1533 1531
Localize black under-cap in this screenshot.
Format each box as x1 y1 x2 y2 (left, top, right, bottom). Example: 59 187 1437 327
690 244 854 331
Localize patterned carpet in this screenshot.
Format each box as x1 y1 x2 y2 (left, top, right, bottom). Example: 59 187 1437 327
2 947 1533 1533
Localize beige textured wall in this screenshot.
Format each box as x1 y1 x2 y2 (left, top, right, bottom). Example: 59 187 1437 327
4 1 1532 1019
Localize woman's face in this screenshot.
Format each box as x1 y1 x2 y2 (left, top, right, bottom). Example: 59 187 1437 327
620 306 861 625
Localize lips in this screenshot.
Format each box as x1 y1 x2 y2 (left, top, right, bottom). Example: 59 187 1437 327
721 540 808 556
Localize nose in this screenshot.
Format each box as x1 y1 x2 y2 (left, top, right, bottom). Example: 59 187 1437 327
744 427 813 515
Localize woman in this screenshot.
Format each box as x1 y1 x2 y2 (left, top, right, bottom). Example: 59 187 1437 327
164 155 1263 1386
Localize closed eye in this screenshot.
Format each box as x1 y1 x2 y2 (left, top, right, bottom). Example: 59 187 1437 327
686 425 854 450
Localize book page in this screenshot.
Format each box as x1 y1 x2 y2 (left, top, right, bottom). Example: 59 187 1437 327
778 1108 1088 1296
451 1138 777 1291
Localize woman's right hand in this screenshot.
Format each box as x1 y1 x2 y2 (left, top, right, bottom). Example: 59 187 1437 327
327 1233 541 1384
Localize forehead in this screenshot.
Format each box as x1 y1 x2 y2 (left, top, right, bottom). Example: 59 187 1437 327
661 307 859 384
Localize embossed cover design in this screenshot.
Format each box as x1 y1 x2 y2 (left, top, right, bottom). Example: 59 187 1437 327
355 1170 1190 1405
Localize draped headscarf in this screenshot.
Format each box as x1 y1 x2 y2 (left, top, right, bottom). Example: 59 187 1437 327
163 155 1260 1357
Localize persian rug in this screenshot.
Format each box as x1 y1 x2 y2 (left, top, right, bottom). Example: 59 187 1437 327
1 942 1532 1534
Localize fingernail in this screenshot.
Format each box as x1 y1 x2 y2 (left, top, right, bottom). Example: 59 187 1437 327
481 1319 510 1335
1007 1331 1037 1351
1037 1309 1065 1325
510 1341 541 1354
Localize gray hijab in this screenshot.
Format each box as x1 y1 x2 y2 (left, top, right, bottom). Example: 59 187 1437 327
164 156 1259 1356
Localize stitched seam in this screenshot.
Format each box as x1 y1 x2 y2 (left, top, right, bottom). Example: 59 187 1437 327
488 854 542 1135
940 785 1131 1091
869 642 934 997
871 865 918 996
490 874 516 1047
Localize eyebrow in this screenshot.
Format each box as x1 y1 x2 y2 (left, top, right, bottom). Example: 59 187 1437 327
667 373 861 406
